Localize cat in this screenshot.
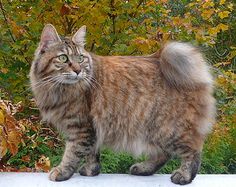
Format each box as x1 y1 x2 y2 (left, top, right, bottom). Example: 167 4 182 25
30 24 215 185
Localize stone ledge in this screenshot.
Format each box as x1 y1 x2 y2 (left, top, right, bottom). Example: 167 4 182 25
0 173 235 187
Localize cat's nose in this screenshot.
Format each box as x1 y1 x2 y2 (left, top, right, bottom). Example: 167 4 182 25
71 62 81 75
74 69 81 75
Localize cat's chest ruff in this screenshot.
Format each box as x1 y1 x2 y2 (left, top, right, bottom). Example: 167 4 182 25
41 109 58 123
40 96 89 125
40 102 67 122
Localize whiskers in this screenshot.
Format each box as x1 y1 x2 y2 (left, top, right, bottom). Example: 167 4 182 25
83 74 102 91
30 73 102 95
31 75 64 91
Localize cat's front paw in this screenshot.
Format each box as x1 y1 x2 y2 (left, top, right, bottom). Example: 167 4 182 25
79 163 100 176
49 166 74 181
171 169 192 185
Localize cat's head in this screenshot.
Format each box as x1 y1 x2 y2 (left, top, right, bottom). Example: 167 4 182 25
30 24 93 88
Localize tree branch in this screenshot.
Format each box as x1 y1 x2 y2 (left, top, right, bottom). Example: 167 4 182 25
0 0 30 64
0 0 16 42
109 0 116 35
137 0 144 9
91 0 100 8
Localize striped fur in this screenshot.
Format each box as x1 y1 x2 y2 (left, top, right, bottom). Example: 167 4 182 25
30 24 215 185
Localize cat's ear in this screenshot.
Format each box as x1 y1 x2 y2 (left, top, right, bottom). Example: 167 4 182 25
39 24 61 52
72 25 86 47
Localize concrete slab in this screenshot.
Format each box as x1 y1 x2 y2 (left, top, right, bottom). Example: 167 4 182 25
0 173 235 187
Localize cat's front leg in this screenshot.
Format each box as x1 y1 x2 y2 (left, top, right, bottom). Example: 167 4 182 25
49 122 96 181
49 141 81 181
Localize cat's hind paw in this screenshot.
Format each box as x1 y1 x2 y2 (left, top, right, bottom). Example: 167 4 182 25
171 170 192 185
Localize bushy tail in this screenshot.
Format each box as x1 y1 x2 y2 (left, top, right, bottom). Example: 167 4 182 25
159 42 213 89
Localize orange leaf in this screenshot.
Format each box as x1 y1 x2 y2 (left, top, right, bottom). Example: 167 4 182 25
35 156 51 172
8 131 21 145
7 142 18 156
5 114 18 130
0 110 4 125
0 138 8 158
0 68 8 74
172 16 181 26
201 9 214 20
47 140 54 148
60 4 71 16
21 155 31 162
10 20 26 38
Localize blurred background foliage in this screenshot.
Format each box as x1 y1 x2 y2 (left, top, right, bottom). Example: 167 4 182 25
0 0 235 174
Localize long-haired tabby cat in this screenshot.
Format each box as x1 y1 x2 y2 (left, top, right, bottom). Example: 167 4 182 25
30 24 215 185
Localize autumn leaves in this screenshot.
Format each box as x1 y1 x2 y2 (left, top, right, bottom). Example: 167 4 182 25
0 100 22 158
0 100 51 172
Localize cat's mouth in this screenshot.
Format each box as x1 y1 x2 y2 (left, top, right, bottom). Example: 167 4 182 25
61 71 85 84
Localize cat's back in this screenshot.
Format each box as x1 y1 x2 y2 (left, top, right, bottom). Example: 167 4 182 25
92 53 161 78
91 53 164 94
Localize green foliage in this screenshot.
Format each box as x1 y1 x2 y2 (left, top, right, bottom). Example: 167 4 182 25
0 0 235 174
100 149 136 173
201 70 236 174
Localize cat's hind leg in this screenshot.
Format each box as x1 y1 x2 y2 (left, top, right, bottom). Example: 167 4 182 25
171 150 201 185
130 152 169 176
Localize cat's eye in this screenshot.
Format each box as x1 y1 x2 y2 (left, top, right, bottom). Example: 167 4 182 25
78 54 84 63
58 54 68 63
